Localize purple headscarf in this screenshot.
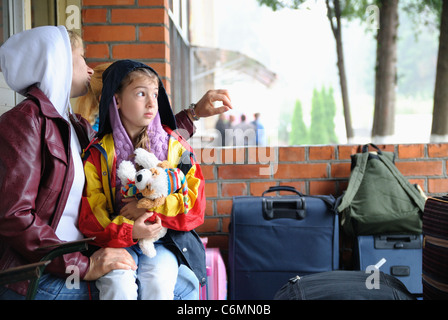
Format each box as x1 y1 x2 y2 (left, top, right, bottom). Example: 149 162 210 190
98 60 177 211
110 97 170 210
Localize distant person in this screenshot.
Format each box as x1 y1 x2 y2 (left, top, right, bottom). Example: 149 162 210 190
252 112 266 146
215 114 229 146
225 114 236 146
233 114 256 146
228 114 236 128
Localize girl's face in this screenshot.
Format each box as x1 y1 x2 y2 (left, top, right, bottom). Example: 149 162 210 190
115 74 159 140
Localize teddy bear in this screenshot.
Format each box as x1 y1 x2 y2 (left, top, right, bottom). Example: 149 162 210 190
117 148 189 258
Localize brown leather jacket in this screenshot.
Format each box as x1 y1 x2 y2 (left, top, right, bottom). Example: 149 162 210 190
0 86 95 296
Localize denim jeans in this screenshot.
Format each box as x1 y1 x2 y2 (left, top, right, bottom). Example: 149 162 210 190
0 244 199 300
0 273 99 300
96 243 199 300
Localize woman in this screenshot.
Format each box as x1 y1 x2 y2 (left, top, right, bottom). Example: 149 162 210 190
0 26 135 300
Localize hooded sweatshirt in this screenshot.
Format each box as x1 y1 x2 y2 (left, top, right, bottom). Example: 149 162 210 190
0 26 85 241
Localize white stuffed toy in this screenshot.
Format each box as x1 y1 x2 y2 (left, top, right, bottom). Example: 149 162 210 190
117 148 189 258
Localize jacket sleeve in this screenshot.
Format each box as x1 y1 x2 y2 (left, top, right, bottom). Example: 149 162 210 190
0 104 89 279
152 138 205 232
79 146 137 248
175 110 196 140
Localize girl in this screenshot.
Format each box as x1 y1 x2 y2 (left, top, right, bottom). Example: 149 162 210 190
78 60 206 300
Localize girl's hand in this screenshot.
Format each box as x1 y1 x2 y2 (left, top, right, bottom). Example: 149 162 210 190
120 198 147 221
132 213 163 239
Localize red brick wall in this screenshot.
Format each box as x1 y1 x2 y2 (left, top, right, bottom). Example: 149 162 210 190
82 0 171 94
196 143 448 252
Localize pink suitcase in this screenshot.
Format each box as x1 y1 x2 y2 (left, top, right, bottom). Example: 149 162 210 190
200 238 227 300
205 247 227 300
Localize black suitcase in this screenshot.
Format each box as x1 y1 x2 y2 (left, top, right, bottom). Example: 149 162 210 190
229 186 339 300
274 270 415 300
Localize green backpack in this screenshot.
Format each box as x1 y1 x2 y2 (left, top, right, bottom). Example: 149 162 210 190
338 144 425 236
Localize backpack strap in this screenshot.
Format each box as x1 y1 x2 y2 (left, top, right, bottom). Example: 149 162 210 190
84 141 118 216
337 148 369 213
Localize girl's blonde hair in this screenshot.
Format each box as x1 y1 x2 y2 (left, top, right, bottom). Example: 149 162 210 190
74 62 112 125
115 68 160 151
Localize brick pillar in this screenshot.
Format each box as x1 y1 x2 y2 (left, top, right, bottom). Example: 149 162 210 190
82 0 171 95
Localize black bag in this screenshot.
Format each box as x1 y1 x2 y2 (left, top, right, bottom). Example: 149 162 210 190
229 186 339 300
274 270 415 300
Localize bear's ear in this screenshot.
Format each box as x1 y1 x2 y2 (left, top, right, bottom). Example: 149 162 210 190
158 160 171 169
150 168 160 177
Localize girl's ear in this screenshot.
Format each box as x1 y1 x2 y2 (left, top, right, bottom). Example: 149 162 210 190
114 94 121 109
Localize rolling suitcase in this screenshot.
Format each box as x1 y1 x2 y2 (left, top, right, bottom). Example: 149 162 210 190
274 270 415 300
422 195 448 299
355 234 423 297
204 247 227 300
199 238 227 300
229 186 339 300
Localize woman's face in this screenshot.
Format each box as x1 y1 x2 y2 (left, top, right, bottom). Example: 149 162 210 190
71 44 94 98
115 75 159 140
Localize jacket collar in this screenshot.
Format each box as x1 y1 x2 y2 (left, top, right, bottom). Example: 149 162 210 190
26 86 67 120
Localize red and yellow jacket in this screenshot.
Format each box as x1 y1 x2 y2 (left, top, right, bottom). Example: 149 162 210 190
78 127 205 249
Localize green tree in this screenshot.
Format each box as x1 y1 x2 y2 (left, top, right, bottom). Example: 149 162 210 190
309 88 329 144
289 99 308 145
322 86 339 144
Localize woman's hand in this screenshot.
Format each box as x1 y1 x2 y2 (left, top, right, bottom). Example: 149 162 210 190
83 247 137 281
120 198 147 221
192 89 233 119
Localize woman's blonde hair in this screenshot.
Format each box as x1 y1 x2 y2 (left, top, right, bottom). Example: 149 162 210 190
67 29 83 49
115 68 160 151
74 62 112 125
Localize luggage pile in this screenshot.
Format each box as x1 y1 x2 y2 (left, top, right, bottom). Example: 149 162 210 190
226 144 428 300
337 144 426 299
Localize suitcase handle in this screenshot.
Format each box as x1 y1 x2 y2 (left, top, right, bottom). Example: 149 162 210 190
262 197 306 220
262 186 304 197
374 235 422 249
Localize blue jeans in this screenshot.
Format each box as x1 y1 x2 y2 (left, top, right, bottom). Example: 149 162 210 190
0 273 99 300
0 244 199 300
96 243 199 300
